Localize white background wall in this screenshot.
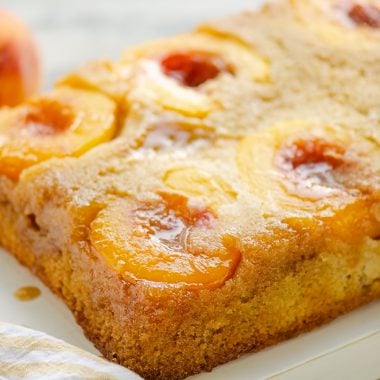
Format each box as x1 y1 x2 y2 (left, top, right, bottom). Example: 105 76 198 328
1 0 262 87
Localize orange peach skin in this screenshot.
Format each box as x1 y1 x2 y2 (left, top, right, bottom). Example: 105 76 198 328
0 9 40 106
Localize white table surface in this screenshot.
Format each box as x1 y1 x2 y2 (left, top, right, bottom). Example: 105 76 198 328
0 1 379 379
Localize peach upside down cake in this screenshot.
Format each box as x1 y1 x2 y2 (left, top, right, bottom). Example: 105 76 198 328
1 0 380 379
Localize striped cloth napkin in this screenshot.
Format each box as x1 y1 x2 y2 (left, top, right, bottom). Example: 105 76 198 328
0 322 141 380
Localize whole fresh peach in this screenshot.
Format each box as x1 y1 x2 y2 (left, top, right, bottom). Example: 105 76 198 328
0 9 40 106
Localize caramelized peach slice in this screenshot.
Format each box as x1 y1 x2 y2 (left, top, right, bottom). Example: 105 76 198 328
123 33 269 82
238 121 380 241
124 33 269 117
90 193 240 289
237 120 377 213
0 86 116 180
324 198 380 243
128 59 215 117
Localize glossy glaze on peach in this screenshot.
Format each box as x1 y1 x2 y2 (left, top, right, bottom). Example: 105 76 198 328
0 87 116 180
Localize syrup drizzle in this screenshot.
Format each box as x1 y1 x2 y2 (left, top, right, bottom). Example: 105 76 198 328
276 138 347 199
14 286 41 301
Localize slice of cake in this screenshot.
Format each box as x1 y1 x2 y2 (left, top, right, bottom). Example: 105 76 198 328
0 1 379 379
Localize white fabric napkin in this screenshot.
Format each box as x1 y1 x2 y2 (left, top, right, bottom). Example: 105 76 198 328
0 322 142 380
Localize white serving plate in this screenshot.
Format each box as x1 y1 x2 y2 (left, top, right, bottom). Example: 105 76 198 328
1 247 379 380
